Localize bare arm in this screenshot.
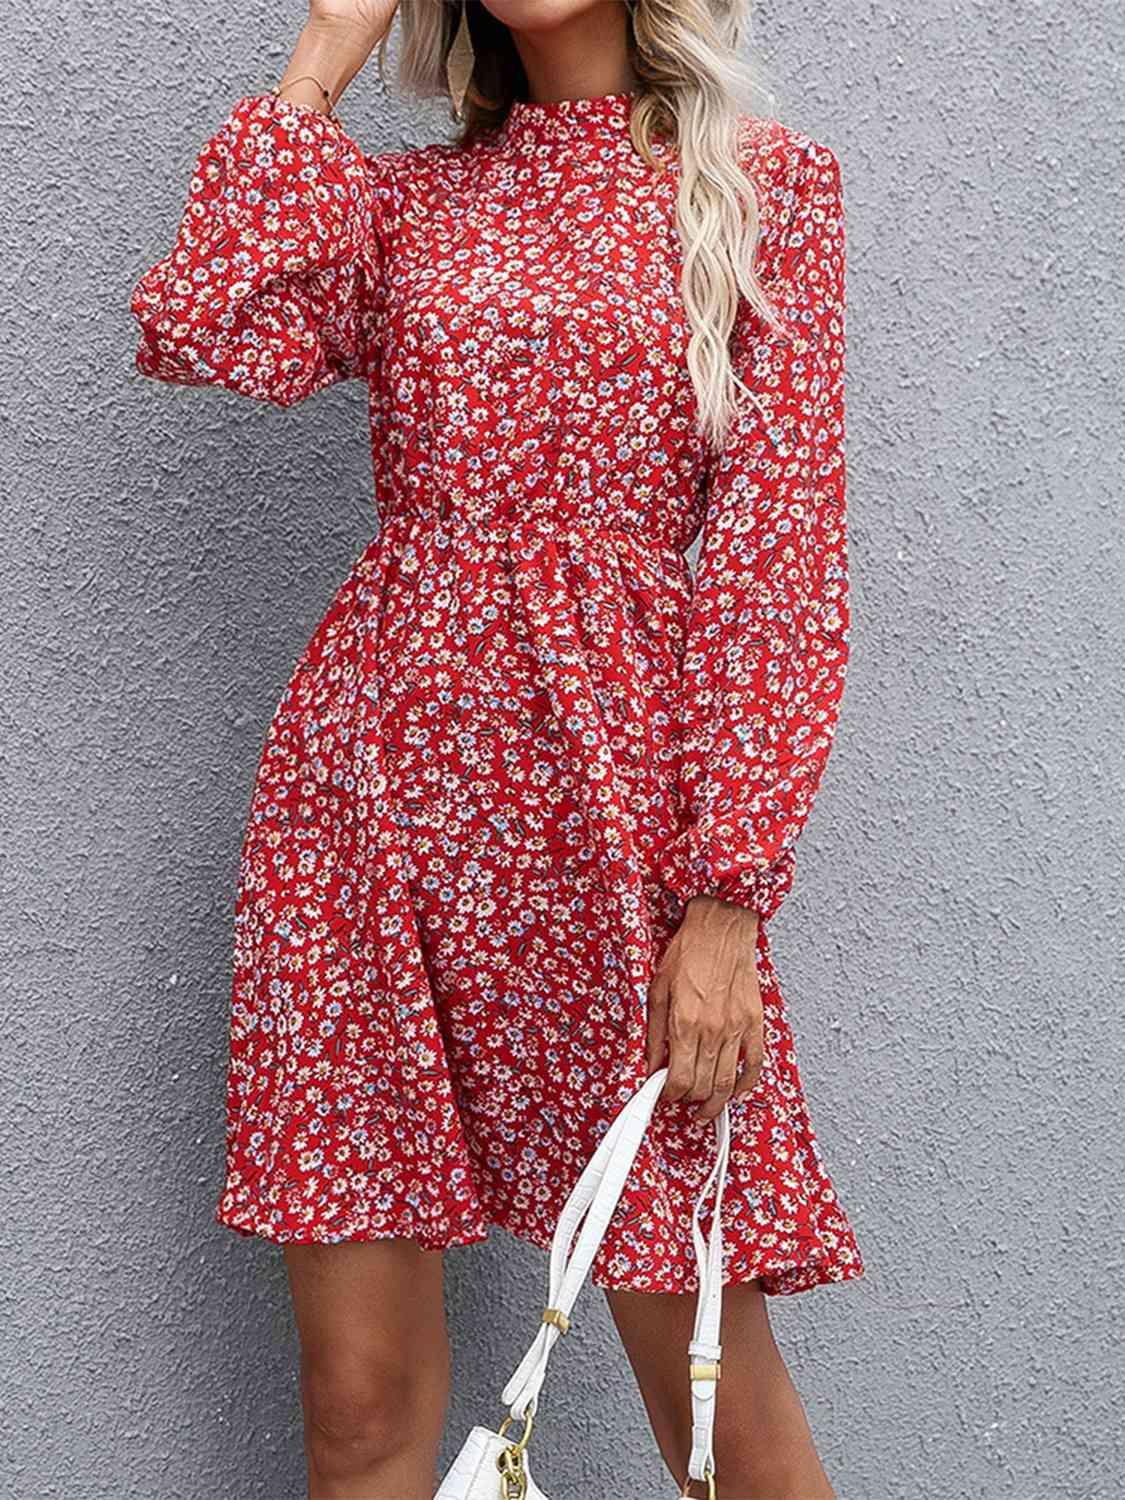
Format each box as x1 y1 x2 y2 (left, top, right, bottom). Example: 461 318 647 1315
278 1 400 114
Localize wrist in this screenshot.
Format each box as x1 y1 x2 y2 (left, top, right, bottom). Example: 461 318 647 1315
686 892 759 926
282 19 383 106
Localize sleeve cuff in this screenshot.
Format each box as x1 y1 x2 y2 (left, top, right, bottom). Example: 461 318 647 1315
240 87 350 140
656 827 796 923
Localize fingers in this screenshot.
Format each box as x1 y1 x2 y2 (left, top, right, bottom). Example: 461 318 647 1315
648 914 764 1118
662 1030 700 1104
645 967 671 1077
656 962 764 1117
731 1048 765 1097
663 1028 743 1118
732 1004 765 1099
661 1016 733 1112
694 1034 743 1121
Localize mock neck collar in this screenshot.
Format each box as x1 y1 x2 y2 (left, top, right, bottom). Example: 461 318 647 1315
493 90 638 155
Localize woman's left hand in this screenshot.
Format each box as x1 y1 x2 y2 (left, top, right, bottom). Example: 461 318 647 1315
645 894 764 1120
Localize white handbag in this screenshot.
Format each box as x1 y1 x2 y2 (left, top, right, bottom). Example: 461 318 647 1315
434 1066 731 1500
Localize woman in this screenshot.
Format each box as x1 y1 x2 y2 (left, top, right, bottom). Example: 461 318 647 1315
131 0 864 1494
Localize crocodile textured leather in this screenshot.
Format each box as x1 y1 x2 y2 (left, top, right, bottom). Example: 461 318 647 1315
434 1427 548 1500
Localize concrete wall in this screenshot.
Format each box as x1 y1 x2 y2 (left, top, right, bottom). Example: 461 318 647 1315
2 1 1122 1495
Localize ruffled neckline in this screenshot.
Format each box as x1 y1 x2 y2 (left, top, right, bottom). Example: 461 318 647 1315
493 90 638 155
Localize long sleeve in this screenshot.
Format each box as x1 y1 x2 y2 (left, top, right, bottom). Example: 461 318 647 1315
130 91 403 407
658 136 849 922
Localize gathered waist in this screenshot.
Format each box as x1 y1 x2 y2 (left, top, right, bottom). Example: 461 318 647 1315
378 505 693 576
360 502 697 701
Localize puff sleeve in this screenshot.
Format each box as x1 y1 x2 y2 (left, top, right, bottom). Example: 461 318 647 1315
658 138 849 921
129 90 403 407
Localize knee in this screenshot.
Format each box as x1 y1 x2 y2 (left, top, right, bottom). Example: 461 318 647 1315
300 1353 443 1478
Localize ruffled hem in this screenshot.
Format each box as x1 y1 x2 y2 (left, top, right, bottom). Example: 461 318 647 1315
215 1175 866 1299
216 1193 492 1254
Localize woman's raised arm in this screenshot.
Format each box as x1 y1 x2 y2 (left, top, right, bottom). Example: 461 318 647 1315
129 4 402 407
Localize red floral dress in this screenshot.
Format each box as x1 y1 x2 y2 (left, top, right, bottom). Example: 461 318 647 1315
130 87 864 1295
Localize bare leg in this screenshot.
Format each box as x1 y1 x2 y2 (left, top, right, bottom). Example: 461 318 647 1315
284 1240 450 1500
605 1278 836 1500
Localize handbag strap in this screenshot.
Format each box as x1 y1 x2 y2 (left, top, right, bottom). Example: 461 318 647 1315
500 1065 730 1487
687 1102 730 1483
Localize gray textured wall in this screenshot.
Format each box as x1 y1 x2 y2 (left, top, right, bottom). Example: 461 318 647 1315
2 1 1122 1496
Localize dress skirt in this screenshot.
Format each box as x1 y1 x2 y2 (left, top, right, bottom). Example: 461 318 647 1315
212 510 865 1296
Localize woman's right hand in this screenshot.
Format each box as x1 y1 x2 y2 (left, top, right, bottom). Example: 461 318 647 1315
307 0 400 46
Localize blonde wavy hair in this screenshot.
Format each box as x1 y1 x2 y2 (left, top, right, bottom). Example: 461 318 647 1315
385 0 784 450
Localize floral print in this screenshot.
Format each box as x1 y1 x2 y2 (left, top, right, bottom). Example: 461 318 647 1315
130 88 863 1294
